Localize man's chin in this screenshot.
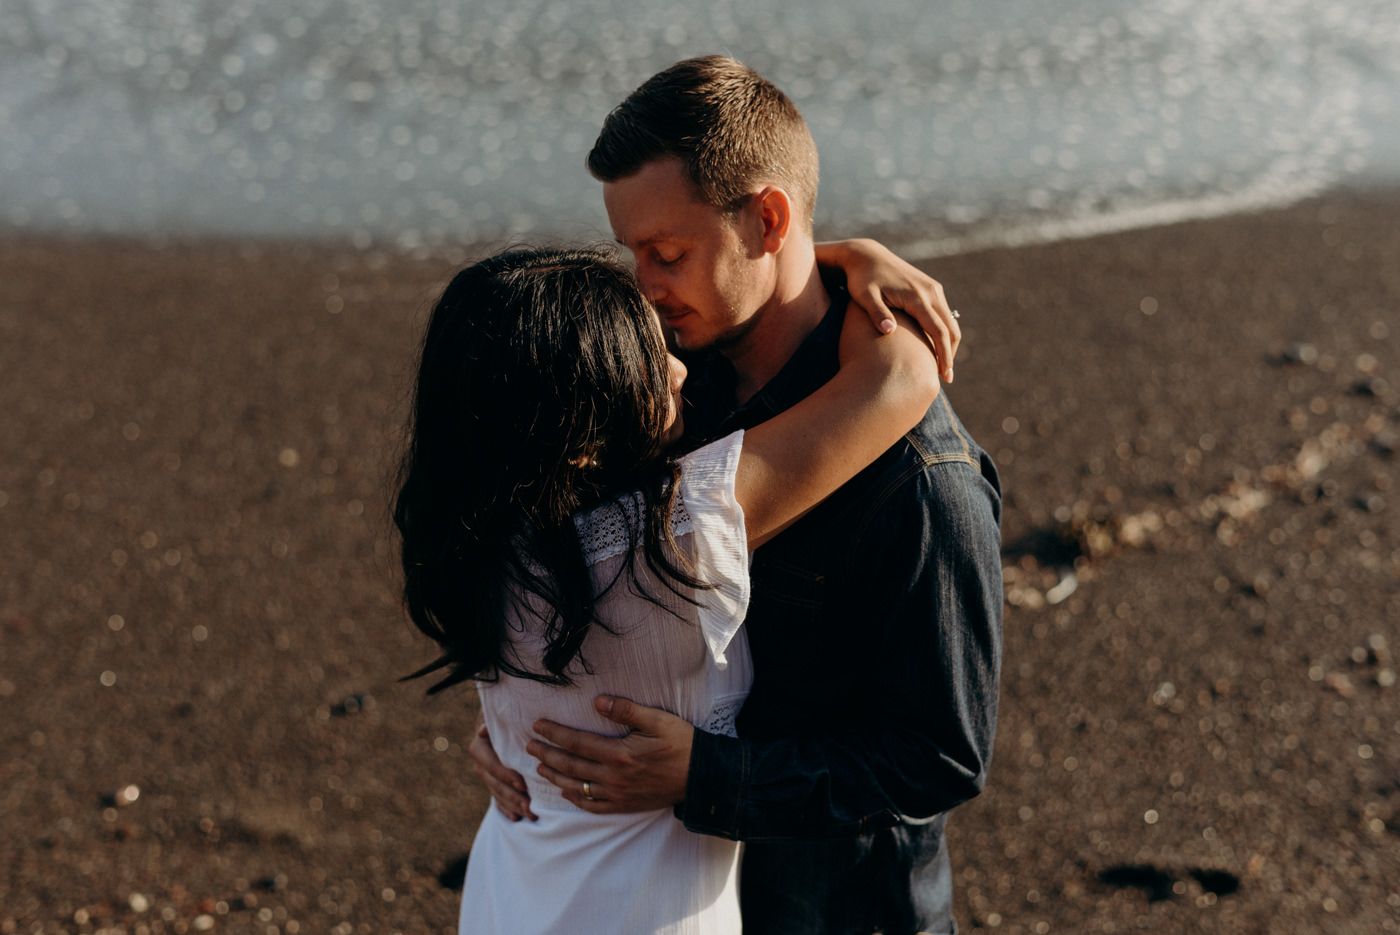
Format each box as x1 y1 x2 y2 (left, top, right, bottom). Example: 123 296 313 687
671 333 706 354
661 319 708 353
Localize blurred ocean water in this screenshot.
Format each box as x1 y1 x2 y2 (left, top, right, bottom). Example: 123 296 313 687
2 0 1398 255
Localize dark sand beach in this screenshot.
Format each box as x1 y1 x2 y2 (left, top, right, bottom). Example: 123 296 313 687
2 193 1397 933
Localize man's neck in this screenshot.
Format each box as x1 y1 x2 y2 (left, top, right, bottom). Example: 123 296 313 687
725 242 830 406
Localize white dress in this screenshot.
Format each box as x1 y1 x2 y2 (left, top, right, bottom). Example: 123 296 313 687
459 431 751 935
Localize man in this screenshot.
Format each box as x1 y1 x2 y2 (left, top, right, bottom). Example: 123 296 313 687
474 56 1002 933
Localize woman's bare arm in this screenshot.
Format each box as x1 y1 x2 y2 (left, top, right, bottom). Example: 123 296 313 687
735 304 940 550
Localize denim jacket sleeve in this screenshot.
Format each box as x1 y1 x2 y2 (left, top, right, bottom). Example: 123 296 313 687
678 453 1003 841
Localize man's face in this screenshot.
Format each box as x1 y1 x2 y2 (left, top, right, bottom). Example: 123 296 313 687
603 157 770 354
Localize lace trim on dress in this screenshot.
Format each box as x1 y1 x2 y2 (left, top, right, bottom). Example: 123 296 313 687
698 693 745 739
573 491 693 568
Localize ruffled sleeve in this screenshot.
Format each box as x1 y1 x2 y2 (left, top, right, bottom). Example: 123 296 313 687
676 430 749 669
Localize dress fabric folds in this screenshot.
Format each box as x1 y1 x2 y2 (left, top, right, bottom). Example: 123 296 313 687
459 431 751 934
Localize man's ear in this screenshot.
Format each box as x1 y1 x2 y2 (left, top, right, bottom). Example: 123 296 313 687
753 186 793 255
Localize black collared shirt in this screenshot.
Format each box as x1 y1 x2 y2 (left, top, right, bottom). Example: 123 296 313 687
678 288 1005 934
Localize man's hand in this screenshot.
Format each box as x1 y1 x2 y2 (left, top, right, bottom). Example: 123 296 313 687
469 711 537 822
815 238 962 383
528 696 693 814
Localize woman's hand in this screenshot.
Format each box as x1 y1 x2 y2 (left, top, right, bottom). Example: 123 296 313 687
835 304 941 404
815 238 961 383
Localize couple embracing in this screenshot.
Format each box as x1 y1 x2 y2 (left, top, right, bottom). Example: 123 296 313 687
393 56 1003 934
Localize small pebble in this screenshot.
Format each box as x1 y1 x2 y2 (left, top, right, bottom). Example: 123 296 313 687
1358 494 1386 513
1045 571 1078 605
1324 672 1355 698
1367 634 1391 667
1284 342 1318 365
331 692 373 716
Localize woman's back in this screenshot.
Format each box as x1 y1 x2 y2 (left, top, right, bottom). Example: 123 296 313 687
460 433 750 934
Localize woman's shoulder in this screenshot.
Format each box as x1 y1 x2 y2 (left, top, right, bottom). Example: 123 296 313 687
571 431 744 568
572 490 692 567
673 430 744 508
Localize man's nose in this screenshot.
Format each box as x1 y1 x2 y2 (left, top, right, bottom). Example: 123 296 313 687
636 267 665 303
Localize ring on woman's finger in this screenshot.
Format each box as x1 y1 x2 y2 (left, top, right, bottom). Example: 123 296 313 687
582 780 595 800
951 309 961 319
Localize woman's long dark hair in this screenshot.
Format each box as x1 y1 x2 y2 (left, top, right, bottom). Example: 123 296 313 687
393 246 705 692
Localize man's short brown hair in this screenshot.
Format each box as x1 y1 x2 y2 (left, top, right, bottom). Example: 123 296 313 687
587 56 819 230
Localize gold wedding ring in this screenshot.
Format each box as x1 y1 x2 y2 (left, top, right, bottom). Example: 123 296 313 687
582 780 594 800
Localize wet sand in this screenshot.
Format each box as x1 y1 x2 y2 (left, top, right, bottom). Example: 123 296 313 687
2 193 1397 933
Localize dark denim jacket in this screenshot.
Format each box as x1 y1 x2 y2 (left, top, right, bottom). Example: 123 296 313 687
678 293 1003 935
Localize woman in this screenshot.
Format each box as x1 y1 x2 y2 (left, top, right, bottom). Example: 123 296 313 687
393 246 940 933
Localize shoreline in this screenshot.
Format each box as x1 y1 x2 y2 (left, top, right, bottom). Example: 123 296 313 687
2 176 1379 266
2 190 1398 932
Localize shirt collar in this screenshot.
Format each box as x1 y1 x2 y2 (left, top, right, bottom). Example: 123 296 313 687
684 280 848 437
